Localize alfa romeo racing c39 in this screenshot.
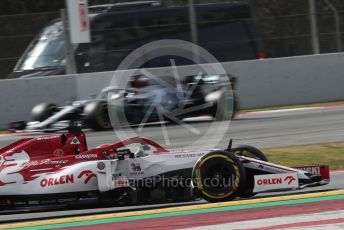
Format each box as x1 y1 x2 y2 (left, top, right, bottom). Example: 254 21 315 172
0 129 330 209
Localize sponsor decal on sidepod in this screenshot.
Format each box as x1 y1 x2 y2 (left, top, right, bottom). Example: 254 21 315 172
40 170 97 187
253 172 299 193
40 175 74 187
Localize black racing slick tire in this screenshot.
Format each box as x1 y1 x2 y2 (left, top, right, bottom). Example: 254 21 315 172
212 92 234 121
83 101 112 131
192 151 246 202
31 103 59 122
232 145 268 162
232 145 268 198
232 95 240 119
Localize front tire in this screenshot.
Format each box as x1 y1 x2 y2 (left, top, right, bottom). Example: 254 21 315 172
233 145 268 162
192 151 246 202
31 103 59 122
232 145 268 198
83 101 112 131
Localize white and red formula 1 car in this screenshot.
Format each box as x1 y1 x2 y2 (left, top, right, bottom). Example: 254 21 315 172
0 127 330 209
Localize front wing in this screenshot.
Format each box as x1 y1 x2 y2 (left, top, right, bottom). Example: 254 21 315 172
239 156 330 193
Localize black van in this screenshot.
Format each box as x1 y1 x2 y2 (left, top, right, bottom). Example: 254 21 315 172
9 1 263 78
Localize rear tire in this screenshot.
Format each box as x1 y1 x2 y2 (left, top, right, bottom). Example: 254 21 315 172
232 145 268 198
192 151 246 202
31 103 59 122
213 92 234 121
83 101 112 131
232 95 239 119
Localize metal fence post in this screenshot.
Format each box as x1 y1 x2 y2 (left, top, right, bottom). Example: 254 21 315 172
188 0 200 63
323 0 341 52
309 0 320 54
61 8 76 74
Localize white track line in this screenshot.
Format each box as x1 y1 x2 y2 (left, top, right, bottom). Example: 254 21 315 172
183 210 344 230
243 107 318 115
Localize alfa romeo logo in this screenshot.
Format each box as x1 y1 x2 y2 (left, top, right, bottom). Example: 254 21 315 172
108 39 234 150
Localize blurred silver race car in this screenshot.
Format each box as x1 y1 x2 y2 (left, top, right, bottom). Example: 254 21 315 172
9 74 238 132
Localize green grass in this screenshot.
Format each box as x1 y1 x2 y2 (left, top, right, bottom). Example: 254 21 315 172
262 142 344 170
241 100 344 113
0 130 10 134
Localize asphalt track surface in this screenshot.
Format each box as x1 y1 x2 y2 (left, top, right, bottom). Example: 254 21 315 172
1 106 344 149
0 106 343 222
84 105 344 149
